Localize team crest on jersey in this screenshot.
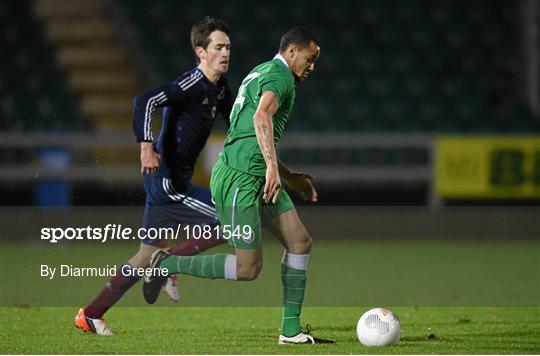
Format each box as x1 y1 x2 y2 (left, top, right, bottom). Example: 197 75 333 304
217 87 226 100
202 97 209 105
241 229 255 244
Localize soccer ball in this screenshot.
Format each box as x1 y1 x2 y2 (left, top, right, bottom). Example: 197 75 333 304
356 308 401 347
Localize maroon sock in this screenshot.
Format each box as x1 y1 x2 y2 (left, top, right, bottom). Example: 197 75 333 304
85 264 140 319
168 233 226 256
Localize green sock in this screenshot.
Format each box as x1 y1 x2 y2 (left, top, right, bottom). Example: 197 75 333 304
281 263 307 337
160 253 228 279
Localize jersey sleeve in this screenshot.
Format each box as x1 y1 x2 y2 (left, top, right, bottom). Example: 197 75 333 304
132 81 188 142
257 68 292 107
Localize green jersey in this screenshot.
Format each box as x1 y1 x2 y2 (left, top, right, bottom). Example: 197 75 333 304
220 55 295 176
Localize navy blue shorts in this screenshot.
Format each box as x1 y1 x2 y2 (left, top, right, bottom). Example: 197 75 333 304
141 173 218 245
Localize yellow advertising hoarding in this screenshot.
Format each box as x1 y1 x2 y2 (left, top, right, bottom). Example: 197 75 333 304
436 136 540 198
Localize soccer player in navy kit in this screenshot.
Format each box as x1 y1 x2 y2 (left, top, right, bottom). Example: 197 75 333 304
75 17 232 335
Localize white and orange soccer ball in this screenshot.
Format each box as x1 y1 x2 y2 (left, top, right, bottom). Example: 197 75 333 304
356 308 401 347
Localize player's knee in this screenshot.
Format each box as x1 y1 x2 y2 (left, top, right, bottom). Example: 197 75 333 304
289 234 312 255
236 262 262 281
128 248 155 268
128 255 150 269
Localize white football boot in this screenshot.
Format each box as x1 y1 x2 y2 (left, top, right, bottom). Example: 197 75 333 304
162 275 180 302
278 332 315 344
278 325 335 344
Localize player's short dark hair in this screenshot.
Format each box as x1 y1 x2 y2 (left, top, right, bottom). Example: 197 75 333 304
279 27 319 53
190 16 230 52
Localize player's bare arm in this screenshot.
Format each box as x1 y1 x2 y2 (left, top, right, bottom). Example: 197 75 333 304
140 142 161 175
277 159 292 179
278 160 318 202
278 159 318 203
254 91 281 204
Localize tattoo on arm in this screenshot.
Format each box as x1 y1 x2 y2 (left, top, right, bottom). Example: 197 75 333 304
258 123 273 162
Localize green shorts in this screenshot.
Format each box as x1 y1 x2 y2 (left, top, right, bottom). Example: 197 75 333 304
210 158 294 250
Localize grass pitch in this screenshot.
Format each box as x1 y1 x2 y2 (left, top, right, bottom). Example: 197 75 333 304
1 239 539 353
1 306 539 354
2 239 539 307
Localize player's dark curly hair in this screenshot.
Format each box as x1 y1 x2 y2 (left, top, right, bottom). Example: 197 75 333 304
279 27 319 53
190 16 230 55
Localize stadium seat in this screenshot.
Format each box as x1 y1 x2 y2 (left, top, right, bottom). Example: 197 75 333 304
113 0 537 135
0 0 82 132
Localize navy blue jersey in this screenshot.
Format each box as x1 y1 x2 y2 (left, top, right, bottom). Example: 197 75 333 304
133 67 233 183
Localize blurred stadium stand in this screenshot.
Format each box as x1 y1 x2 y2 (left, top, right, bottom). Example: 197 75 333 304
118 0 539 134
0 0 82 132
32 0 142 133
0 0 538 205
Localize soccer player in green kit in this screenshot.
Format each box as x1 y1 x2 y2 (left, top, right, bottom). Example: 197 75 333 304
143 27 333 345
